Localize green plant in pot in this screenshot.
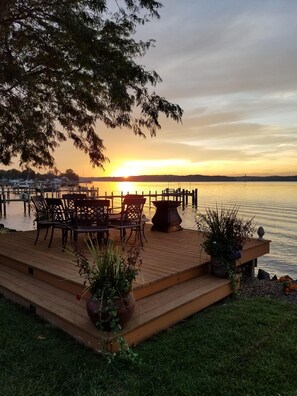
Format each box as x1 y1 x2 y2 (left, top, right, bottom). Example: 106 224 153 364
196 206 255 279
72 237 141 333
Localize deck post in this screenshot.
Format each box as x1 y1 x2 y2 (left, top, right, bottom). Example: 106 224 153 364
195 189 198 206
3 192 6 216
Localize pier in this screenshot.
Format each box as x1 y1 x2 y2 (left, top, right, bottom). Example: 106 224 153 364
0 185 198 216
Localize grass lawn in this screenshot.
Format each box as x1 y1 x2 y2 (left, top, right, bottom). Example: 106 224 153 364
1 295 297 396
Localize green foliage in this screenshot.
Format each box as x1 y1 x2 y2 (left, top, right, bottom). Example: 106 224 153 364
73 237 141 300
0 0 182 168
60 169 79 182
196 205 255 262
72 237 142 362
196 206 255 293
1 296 297 395
0 226 10 234
0 168 79 182
72 238 142 359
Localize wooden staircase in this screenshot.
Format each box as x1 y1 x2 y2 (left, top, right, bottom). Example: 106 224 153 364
0 260 231 352
0 230 269 352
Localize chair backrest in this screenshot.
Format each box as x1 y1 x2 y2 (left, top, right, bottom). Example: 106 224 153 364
45 198 68 223
62 194 87 217
31 195 48 221
74 199 110 227
123 194 144 201
62 193 87 206
121 197 146 223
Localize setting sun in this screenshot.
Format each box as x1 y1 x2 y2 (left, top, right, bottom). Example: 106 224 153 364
110 159 192 177
112 166 133 178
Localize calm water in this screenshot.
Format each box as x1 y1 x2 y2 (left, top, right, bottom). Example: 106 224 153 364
1 181 296 278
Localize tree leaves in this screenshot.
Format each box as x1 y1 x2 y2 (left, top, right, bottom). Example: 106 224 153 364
0 0 183 169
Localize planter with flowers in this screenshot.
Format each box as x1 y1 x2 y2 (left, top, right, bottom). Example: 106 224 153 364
72 237 141 333
196 206 255 279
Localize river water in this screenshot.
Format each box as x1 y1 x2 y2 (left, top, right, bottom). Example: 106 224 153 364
1 181 296 278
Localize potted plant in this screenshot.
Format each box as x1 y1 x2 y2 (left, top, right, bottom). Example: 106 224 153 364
196 206 255 278
72 237 142 332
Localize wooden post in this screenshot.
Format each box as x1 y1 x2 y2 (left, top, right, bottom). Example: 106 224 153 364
28 193 31 214
3 191 6 216
182 189 185 208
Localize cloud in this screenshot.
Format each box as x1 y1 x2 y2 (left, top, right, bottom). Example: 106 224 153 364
53 1 297 177
140 0 297 99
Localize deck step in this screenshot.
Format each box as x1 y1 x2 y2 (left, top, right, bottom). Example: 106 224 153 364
0 263 104 350
120 274 231 346
0 232 210 300
0 263 231 351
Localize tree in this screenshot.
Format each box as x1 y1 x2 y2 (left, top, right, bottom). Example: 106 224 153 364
0 0 183 169
62 168 79 181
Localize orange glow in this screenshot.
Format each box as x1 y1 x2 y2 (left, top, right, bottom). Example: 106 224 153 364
110 159 191 177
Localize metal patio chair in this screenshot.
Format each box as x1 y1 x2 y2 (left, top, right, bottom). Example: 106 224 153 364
45 197 71 248
62 193 87 220
67 199 110 245
109 197 146 246
31 195 51 245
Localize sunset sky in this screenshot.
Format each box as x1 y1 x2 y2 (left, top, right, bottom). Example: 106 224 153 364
7 0 297 177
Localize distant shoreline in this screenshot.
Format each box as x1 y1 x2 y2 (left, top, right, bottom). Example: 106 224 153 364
80 175 297 183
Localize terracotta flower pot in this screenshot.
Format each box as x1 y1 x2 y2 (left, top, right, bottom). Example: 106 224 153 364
86 292 135 331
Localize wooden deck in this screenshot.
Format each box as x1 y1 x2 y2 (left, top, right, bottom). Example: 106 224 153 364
0 226 270 352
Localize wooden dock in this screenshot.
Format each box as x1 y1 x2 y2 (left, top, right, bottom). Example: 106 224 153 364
0 186 198 216
0 227 270 352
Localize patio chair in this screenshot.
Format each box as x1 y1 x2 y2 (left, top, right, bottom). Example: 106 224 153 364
62 193 87 220
31 195 51 245
109 194 149 243
67 199 110 244
45 197 71 248
109 194 145 218
109 197 146 246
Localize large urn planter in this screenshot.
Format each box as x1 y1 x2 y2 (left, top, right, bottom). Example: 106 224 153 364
86 292 136 331
71 236 141 344
151 200 183 232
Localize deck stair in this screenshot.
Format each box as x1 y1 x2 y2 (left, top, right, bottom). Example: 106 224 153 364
0 261 231 351
0 229 269 352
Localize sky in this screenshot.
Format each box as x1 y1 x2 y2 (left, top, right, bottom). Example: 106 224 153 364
8 0 297 177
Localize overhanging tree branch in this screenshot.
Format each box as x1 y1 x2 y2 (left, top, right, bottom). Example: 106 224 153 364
0 0 183 169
